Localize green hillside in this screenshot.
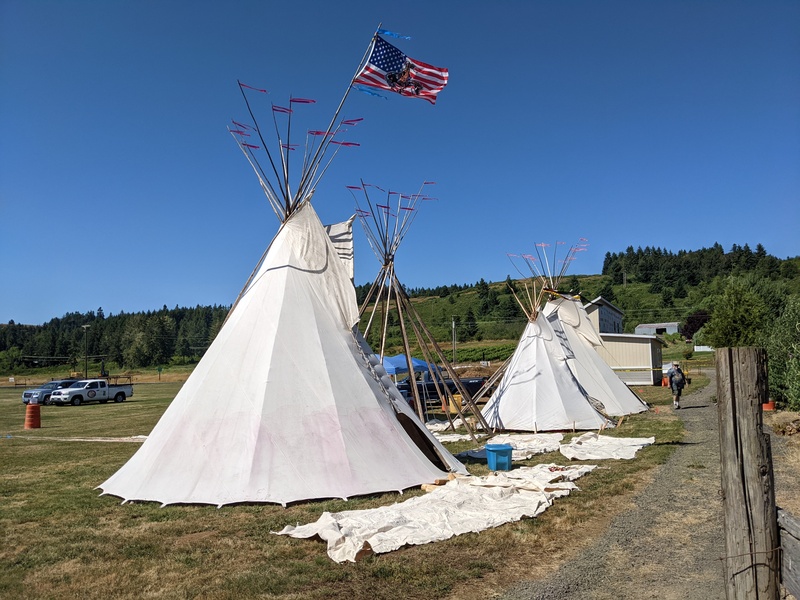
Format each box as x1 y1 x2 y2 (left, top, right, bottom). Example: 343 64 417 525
3 244 800 407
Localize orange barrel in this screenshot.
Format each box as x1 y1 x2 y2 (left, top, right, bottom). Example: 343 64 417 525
24 403 41 429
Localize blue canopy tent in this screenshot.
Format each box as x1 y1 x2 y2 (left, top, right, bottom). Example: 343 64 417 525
376 354 432 376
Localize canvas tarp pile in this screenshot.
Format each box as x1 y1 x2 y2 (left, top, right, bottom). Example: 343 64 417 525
276 463 596 562
98 202 467 507
559 432 655 460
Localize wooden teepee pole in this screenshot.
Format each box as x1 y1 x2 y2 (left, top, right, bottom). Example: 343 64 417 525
396 290 471 438
392 278 425 421
397 284 490 434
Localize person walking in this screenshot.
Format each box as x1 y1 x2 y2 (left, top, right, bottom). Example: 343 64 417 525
668 361 686 409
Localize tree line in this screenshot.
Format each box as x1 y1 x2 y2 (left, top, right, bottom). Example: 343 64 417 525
2 242 799 410
0 305 230 373
602 242 796 293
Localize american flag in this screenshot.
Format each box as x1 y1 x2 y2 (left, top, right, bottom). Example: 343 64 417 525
353 36 448 105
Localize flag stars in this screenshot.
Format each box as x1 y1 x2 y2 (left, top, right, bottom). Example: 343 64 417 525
372 38 407 72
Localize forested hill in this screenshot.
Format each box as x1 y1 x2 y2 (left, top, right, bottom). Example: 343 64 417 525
0 305 230 374
2 243 799 409
601 242 796 289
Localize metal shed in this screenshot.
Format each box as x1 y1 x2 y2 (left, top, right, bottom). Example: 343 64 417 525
595 333 666 385
634 322 680 336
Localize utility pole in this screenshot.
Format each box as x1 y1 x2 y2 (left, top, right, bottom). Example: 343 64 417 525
451 317 456 364
81 325 90 378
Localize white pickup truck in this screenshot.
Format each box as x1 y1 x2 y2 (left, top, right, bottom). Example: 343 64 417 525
49 378 134 406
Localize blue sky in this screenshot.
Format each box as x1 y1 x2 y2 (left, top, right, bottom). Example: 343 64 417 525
2 0 798 325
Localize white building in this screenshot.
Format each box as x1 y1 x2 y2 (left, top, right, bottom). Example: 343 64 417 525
634 322 680 336
584 296 624 334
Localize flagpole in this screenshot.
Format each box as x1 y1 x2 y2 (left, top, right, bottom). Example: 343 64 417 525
296 23 382 201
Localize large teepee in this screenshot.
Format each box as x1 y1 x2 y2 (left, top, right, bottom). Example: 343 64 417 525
352 182 488 437
543 295 648 416
481 244 608 432
99 58 466 507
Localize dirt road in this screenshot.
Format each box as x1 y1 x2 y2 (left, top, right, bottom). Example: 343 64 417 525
500 370 726 599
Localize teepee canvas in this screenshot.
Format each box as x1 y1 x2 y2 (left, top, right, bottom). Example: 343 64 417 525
544 296 647 417
99 72 466 507
481 244 608 432
481 312 608 431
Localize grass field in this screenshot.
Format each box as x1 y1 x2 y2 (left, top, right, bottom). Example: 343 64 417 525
0 380 691 599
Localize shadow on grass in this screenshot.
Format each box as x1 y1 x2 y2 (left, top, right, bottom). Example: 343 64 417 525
654 440 701 447
454 455 490 466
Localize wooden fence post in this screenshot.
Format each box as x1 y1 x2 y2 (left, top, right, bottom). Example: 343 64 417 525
717 347 780 599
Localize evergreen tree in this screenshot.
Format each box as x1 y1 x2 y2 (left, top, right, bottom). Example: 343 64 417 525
504 275 518 294
597 280 616 302
766 296 800 410
475 278 490 299
567 275 580 293
660 288 674 308
463 308 479 341
703 278 769 347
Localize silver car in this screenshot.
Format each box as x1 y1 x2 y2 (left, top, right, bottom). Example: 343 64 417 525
21 379 79 405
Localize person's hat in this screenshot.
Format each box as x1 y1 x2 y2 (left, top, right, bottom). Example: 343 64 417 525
673 361 680 366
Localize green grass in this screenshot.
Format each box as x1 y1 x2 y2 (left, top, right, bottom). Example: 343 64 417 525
0 378 693 599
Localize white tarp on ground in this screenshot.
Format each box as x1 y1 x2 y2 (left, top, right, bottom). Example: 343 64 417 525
559 432 655 460
435 432 477 443
459 433 564 460
425 418 466 432
426 418 482 442
99 202 466 507
276 463 596 562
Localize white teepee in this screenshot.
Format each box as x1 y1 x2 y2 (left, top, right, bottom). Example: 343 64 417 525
543 296 648 417
480 246 608 432
481 312 608 431
99 82 466 507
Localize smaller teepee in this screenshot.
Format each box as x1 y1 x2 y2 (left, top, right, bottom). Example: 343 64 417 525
543 295 648 416
352 181 489 438
481 244 608 432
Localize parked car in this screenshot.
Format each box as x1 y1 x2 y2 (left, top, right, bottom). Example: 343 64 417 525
21 379 79 405
396 371 487 407
49 378 134 406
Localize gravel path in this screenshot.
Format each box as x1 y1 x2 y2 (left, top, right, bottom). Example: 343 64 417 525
500 369 726 600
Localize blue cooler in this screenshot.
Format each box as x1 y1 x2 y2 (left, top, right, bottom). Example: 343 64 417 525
485 443 513 471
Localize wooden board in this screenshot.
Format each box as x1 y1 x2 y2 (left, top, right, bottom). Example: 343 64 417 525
779 509 800 598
